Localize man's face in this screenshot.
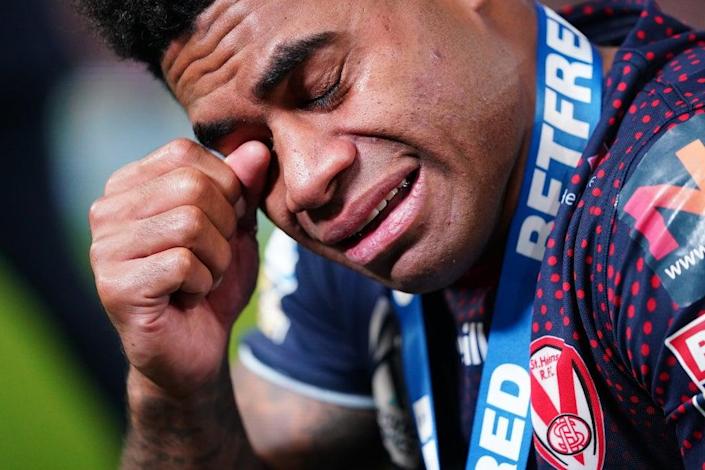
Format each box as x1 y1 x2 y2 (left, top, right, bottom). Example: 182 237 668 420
163 0 532 292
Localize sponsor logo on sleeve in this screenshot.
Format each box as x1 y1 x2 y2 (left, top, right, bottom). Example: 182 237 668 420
665 314 705 393
530 336 605 470
618 114 705 307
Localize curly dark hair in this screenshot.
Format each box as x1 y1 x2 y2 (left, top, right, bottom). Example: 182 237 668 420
75 0 216 78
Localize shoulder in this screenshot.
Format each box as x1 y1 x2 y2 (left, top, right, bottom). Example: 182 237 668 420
592 111 705 402
530 8 705 465
532 28 705 397
551 15 705 317
587 3 705 312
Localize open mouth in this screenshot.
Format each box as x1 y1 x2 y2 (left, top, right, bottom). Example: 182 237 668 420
340 169 419 249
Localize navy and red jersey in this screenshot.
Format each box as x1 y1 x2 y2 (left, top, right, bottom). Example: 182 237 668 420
242 1 705 468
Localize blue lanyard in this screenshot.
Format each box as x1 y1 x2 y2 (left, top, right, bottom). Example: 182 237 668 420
391 4 602 470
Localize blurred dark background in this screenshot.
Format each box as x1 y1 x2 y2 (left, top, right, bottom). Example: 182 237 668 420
0 1 702 468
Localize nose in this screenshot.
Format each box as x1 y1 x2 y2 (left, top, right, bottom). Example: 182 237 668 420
274 122 356 213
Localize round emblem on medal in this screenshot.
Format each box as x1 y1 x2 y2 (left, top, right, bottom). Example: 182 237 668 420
547 413 592 455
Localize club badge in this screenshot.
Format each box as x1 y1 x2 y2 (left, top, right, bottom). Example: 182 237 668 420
530 336 605 469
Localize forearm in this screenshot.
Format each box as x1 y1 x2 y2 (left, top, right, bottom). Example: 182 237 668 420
234 362 390 469
121 365 264 470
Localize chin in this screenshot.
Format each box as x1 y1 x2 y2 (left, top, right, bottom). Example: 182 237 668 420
373 242 480 294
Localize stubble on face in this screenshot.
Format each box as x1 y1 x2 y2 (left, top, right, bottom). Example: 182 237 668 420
162 0 536 293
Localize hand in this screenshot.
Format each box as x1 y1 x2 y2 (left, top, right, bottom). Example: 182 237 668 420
89 139 271 397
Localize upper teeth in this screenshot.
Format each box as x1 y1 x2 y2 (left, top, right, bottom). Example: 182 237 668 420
356 178 409 234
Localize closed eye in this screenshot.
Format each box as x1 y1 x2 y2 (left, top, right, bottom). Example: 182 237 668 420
301 70 343 111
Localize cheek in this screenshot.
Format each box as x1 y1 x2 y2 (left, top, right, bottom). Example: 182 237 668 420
356 55 479 167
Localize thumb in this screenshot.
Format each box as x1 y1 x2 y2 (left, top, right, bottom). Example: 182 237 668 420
224 141 271 232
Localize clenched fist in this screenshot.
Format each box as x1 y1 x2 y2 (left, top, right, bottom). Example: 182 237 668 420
89 139 270 398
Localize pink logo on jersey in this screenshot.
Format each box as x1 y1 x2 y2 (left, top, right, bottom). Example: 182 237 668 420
618 114 705 307
665 314 705 393
622 138 705 261
530 336 605 470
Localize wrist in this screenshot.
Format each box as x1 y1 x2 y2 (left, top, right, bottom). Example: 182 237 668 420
121 362 250 469
127 362 233 419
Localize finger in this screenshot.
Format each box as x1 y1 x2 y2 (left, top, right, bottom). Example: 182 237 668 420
93 205 233 280
155 247 213 295
94 166 238 239
96 247 213 316
224 141 271 231
105 139 241 204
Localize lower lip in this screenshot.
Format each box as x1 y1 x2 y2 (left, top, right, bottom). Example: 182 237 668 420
344 170 425 265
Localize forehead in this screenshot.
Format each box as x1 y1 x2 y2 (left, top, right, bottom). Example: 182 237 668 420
162 0 376 112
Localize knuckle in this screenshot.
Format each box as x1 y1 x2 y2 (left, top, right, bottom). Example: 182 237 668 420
103 178 116 196
175 205 206 244
171 247 195 276
94 272 119 311
217 240 233 273
88 242 103 267
88 198 106 228
176 167 210 201
104 167 125 195
223 209 237 238
93 271 110 297
166 138 199 163
222 170 241 202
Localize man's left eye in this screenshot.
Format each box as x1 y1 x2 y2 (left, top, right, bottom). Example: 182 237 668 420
300 68 344 111
304 82 340 110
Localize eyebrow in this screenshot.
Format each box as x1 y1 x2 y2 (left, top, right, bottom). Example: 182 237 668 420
192 32 338 149
193 119 238 149
253 31 338 100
